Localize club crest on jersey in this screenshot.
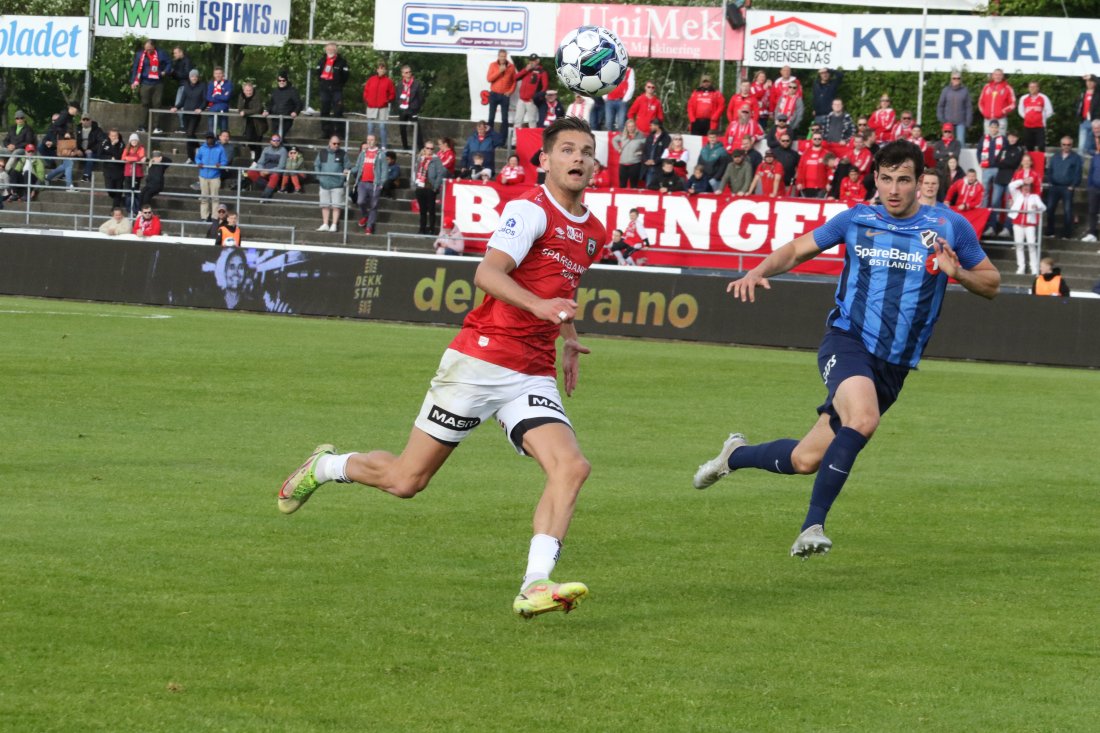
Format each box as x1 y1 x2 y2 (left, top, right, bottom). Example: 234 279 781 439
586 237 597 256
919 230 938 249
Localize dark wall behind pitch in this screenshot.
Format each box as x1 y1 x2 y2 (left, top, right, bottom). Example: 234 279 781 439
0 233 1096 368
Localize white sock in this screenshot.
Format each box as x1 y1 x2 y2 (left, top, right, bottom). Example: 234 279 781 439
522 534 561 589
314 453 352 483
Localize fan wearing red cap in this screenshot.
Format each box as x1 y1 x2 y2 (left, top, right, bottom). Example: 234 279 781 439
434 216 463 256
8 142 46 201
931 121 962 165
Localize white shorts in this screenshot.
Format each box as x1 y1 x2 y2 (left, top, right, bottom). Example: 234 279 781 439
414 349 572 455
318 187 346 207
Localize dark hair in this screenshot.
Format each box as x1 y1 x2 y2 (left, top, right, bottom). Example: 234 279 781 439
873 140 924 178
542 116 595 154
385 150 397 161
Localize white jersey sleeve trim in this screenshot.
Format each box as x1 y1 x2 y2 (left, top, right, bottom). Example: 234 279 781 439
487 199 547 267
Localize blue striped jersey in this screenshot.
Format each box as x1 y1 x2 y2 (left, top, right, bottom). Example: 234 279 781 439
813 204 987 368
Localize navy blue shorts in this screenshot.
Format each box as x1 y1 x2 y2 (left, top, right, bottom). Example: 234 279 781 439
816 328 910 433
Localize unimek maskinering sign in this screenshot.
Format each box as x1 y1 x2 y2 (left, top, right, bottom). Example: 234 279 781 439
94 0 291 46
746 11 1100 75
0 16 89 70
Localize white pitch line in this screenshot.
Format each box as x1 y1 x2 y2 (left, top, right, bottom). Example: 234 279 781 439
0 309 172 319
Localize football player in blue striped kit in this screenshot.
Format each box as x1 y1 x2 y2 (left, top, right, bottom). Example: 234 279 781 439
693 140 1001 558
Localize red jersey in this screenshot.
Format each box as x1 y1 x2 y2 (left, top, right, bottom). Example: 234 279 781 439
869 108 897 142
662 148 690 178
686 89 725 129
1020 93 1050 129
1012 166 1042 188
773 75 802 98
946 179 984 209
796 146 830 190
438 148 455 175
726 94 759 124
755 160 785 196
133 214 162 236
979 80 1015 119
750 81 772 112
622 217 650 246
840 177 867 204
359 147 379 183
724 119 764 151
450 186 605 376
844 144 873 175
605 67 633 102
627 94 664 135
498 165 525 185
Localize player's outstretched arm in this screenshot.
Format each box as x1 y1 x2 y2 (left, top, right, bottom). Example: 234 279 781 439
474 248 578 323
934 239 1000 299
560 322 590 397
726 231 821 302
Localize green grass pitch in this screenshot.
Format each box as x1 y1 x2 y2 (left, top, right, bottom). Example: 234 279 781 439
2 295 1098 732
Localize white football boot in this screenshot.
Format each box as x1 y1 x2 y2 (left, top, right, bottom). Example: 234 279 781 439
692 433 747 489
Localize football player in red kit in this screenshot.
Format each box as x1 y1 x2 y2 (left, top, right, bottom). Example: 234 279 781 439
277 117 605 619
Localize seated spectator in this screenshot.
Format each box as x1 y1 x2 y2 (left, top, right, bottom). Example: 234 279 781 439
132 205 162 237
589 159 611 189
1007 178 1046 274
641 119 670 186
648 158 685 193
945 168 984 211
75 113 104 182
0 159 10 202
823 152 841 199
460 121 501 178
839 167 867 204
4 110 37 164
698 129 730 191
498 154 525 185
725 107 763 153
937 154 964 201
279 146 305 193
437 138 456 177
467 152 492 181
605 228 644 265
45 131 80 191
717 148 753 195
8 144 45 201
751 148 785 198
1031 256 1070 296
247 133 287 198
214 211 242 247
140 149 172 210
98 207 131 236
434 217 464 255
686 164 712 194
932 123 962 166
380 150 400 198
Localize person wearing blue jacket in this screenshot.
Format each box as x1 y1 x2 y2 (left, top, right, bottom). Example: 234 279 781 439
205 67 234 135
129 40 172 133
459 121 502 178
1044 136 1083 238
194 132 228 221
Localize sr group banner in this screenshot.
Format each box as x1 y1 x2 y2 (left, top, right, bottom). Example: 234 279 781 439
745 11 1100 75
94 0 291 45
375 0 744 61
0 16 89 70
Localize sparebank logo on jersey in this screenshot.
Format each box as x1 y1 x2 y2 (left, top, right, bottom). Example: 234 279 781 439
852 242 925 272
428 405 481 431
402 3 528 49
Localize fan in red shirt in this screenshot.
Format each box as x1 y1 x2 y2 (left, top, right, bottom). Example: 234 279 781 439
772 65 802 100
796 133 831 197
839 168 867 204
437 137 456 177
978 68 1016 132
686 74 725 135
843 135 873 178
752 150 786 198
627 81 664 136
132 206 162 236
868 94 897 143
498 154 526 185
724 107 764 151
750 70 774 124
945 169 985 211
588 159 611 189
276 117 606 621
725 80 759 125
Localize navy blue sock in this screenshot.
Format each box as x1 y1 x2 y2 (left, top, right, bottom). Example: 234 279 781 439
802 427 869 530
728 439 798 474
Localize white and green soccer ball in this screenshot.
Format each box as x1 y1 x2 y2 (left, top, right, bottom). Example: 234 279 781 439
555 25 630 97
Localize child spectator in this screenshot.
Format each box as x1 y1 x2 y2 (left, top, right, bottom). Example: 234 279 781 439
380 150 400 198
214 211 242 247
1031 256 1070 296
437 138 456 178
686 164 712 194
280 146 305 193
622 208 650 249
1007 178 1046 274
468 152 492 181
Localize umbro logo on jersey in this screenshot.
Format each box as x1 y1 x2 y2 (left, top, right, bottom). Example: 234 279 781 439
428 405 481 431
919 229 938 249
528 395 565 415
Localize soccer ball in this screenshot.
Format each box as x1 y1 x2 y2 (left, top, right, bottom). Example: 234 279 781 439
555 26 629 97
